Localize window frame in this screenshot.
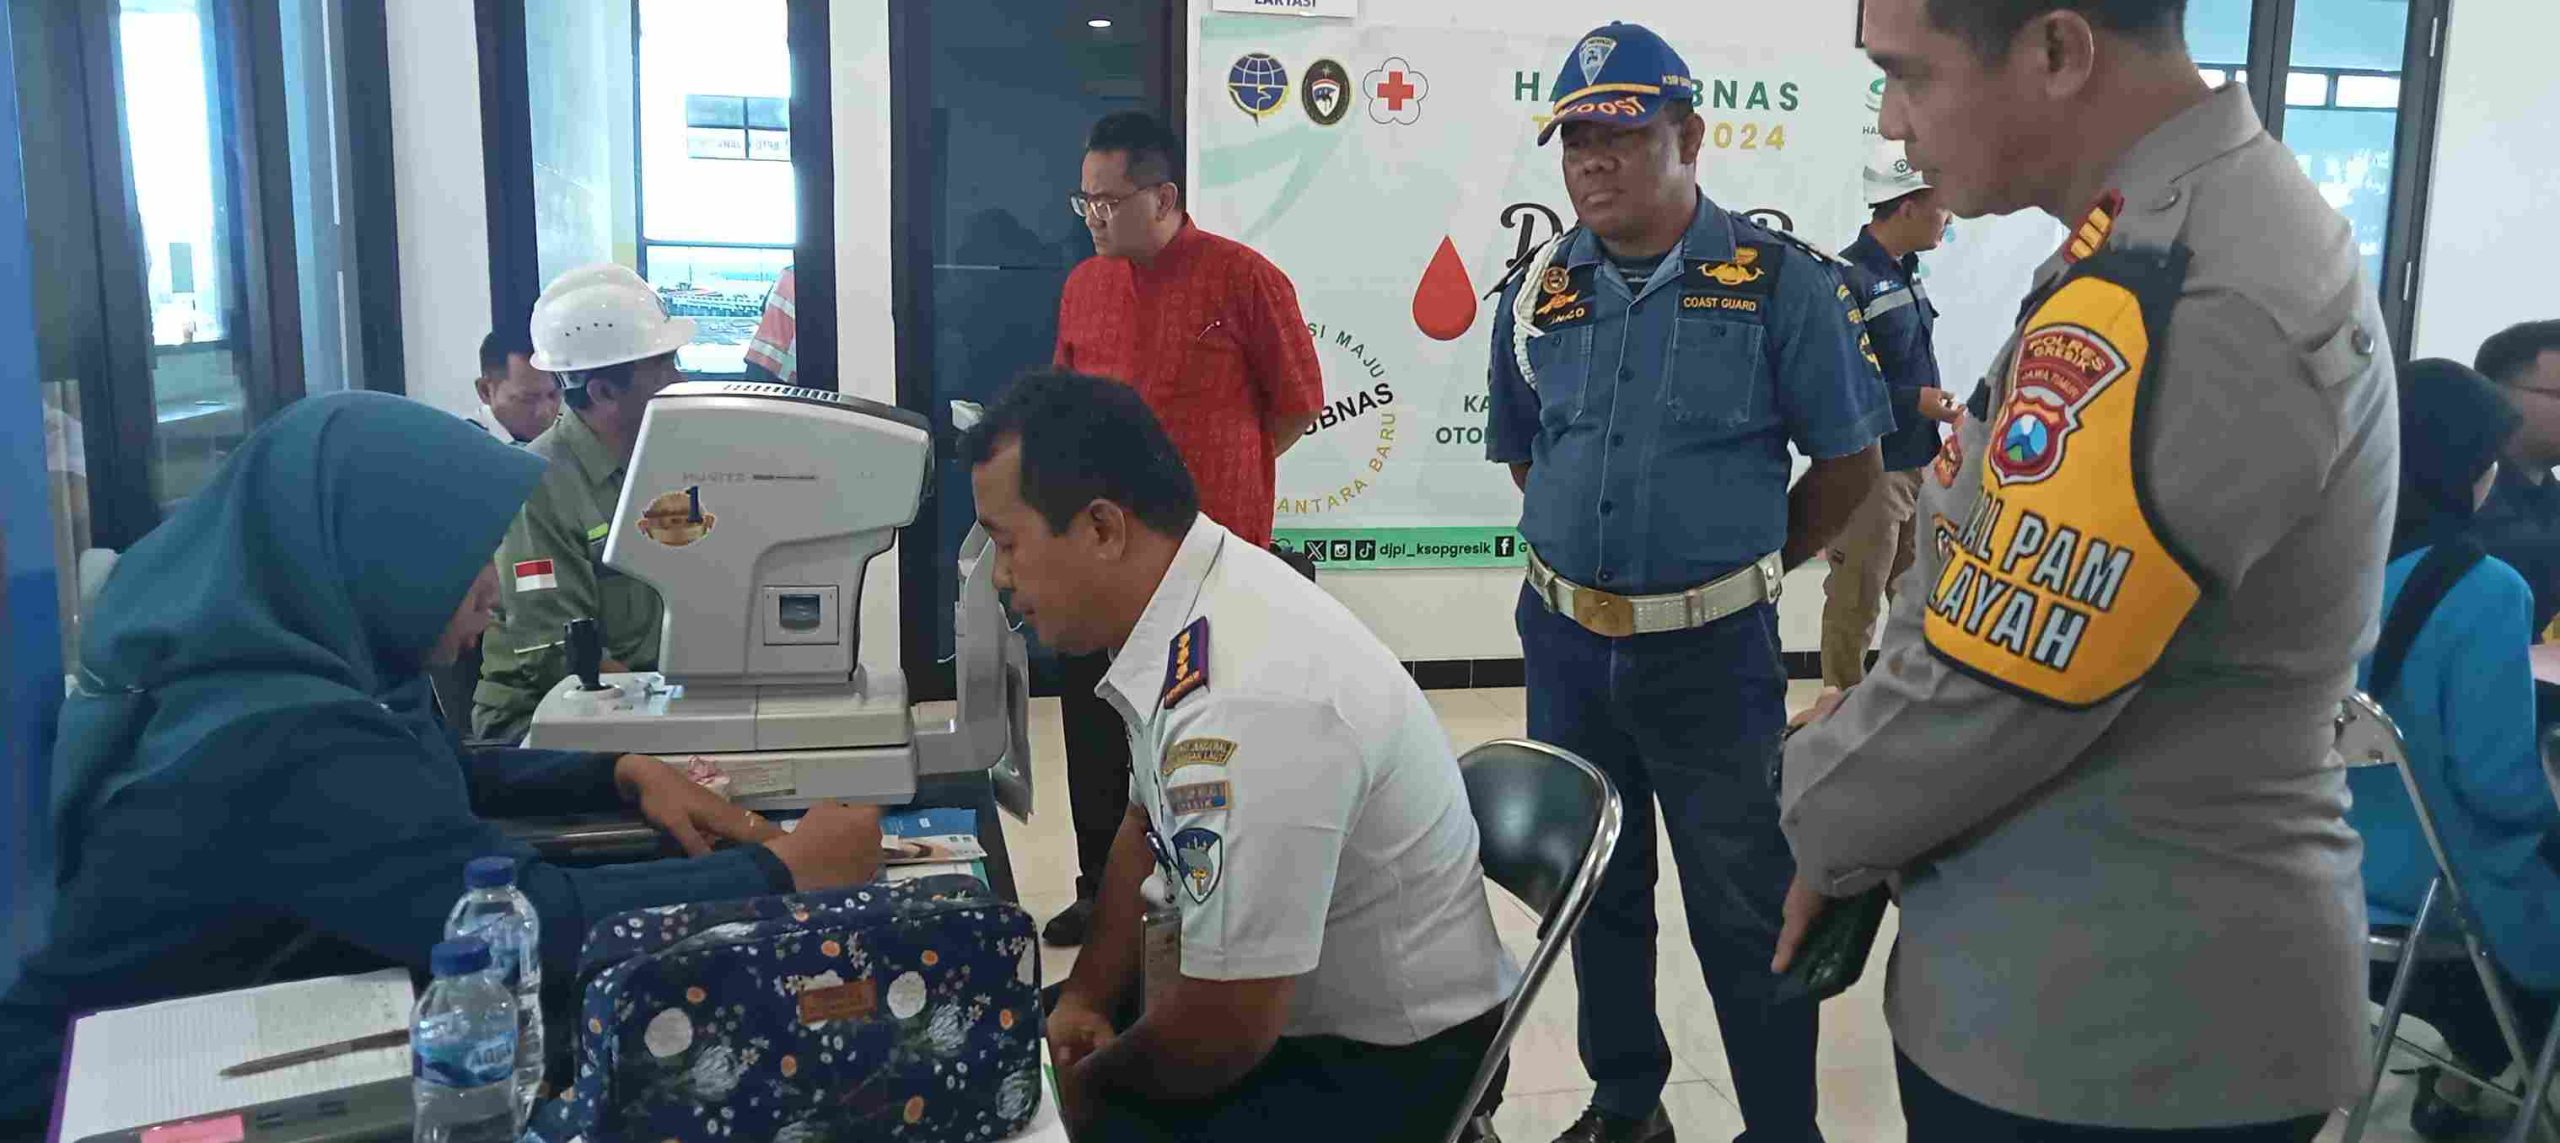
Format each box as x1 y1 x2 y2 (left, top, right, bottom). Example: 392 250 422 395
886 0 1185 700
13 0 388 549
475 0 837 391
2231 0 2447 358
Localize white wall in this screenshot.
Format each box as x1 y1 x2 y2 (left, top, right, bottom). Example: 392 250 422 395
386 0 492 420
2410 0 2560 364
1193 0 2057 662
835 0 900 671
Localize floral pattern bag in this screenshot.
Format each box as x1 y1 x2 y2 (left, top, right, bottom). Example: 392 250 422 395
525 875 1044 1142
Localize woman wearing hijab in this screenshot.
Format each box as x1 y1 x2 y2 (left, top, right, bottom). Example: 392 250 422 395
0 393 887 1128
2353 359 2560 1138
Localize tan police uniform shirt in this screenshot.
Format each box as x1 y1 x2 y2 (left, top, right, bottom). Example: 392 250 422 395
472 408 666 741
1781 84 2394 1127
1100 517 1519 1045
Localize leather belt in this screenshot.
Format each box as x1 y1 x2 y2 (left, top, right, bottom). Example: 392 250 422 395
1526 548 1784 639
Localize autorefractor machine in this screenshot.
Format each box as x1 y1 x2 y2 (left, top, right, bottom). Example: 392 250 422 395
520 381 1030 817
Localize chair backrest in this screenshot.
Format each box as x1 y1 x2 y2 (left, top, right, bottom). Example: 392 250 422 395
2336 690 2404 773
2338 690 2479 935
1446 739 1623 1143
1462 738 1620 929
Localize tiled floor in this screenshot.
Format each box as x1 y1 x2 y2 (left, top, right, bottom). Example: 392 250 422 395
997 685 2507 1143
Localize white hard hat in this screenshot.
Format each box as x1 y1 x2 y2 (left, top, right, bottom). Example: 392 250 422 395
1863 139 1932 207
528 262 697 376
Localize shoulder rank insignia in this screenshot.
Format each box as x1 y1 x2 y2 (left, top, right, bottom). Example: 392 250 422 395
1698 246 1766 287
2063 190 2124 264
1161 617 1211 710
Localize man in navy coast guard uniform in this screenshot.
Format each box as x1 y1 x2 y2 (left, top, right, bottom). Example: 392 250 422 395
1819 139 1959 690
1484 21 1890 1143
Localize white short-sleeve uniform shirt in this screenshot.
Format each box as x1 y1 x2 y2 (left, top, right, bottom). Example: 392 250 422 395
1101 519 1520 1046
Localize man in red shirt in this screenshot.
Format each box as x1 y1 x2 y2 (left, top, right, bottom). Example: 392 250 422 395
1043 110 1325 946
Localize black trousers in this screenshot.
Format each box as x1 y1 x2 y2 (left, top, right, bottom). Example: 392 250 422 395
1080 1002 1505 1142
1057 651 1131 902
1895 1053 2328 1142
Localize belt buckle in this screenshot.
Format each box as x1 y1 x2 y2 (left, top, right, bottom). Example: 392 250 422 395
1573 589 1637 639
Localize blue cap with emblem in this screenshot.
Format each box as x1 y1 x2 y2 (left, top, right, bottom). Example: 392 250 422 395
1540 22 1700 146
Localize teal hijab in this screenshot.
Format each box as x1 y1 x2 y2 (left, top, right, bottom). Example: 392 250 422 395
43 392 547 885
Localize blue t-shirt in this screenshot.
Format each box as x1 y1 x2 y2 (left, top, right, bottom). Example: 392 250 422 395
2353 547 2560 990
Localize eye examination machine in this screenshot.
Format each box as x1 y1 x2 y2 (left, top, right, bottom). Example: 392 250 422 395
521 381 1031 815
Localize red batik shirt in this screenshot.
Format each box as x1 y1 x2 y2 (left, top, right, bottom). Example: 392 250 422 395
1054 218 1325 547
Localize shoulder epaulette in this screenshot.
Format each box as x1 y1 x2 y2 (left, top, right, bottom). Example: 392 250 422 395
1160 617 1211 710
1757 222 1848 269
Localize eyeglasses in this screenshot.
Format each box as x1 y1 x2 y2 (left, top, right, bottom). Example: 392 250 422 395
1069 183 1165 222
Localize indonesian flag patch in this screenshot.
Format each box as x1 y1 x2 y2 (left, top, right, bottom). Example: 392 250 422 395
512 559 559 593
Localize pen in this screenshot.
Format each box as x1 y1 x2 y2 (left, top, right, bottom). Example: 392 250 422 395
220 1029 410 1079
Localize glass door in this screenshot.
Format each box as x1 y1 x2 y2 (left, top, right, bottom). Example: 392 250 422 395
14 0 387 547
895 0 1179 693
636 0 796 378
2280 0 2412 289
497 0 828 384
116 0 255 509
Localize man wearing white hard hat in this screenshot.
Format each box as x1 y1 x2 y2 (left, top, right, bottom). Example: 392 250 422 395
1816 140 1958 691
472 263 696 742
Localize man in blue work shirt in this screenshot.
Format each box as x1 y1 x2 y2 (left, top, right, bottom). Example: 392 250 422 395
1485 22 1888 1143
1818 140 1959 689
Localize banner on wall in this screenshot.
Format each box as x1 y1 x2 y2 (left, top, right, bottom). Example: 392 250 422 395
1192 12 1873 568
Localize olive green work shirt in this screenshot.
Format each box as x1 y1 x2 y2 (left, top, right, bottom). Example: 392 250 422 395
472 408 664 741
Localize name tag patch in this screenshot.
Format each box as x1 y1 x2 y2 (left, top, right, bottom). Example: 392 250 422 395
1681 245 1777 324
1167 781 1233 815
1162 737 1238 778
1532 264 1598 332
1680 292 1763 315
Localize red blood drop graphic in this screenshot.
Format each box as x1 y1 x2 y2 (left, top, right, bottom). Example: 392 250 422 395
1412 237 1478 342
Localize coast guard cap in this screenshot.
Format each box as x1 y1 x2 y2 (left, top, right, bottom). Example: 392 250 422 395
1540 22 1702 146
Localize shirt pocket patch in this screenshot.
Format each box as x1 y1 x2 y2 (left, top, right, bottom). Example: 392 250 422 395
1527 325 1593 432
1665 315 1768 435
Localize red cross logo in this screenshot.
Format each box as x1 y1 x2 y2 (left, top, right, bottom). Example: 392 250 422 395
1379 70 1417 110
1362 58 1429 125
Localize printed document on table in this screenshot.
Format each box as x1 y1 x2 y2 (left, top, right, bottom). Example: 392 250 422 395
55 969 414 1141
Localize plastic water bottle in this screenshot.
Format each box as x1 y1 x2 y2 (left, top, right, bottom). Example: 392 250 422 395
445 856 544 1125
412 938 518 1143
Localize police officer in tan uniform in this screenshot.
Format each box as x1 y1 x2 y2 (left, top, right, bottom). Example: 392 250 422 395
1778 1 2395 1139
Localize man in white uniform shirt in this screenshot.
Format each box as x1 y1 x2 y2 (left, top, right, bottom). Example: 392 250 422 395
964 370 1518 1140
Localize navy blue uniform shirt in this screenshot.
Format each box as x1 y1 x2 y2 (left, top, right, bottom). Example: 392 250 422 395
1486 192 1890 595
1841 227 1943 472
